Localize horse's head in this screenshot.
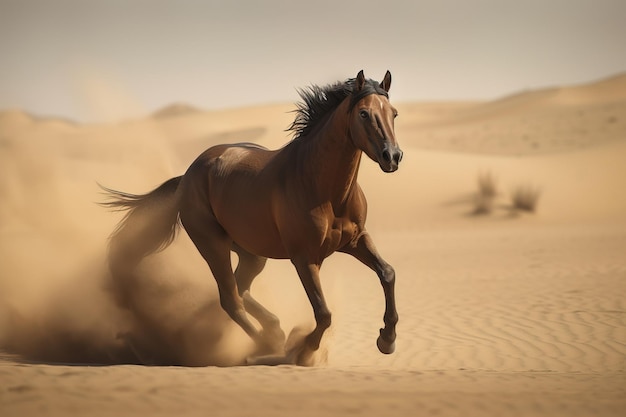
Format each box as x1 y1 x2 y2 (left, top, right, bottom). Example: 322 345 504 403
349 70 403 173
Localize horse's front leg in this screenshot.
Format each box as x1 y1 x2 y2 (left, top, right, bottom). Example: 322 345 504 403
341 231 398 354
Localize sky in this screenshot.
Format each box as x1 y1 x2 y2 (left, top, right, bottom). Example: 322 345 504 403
1 0 625 122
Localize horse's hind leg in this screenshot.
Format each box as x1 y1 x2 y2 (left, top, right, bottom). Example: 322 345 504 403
233 245 285 354
181 214 263 347
288 260 332 366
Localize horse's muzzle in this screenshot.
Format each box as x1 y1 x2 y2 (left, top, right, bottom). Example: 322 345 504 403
379 144 403 173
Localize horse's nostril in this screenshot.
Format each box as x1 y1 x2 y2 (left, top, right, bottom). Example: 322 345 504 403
382 150 392 162
395 150 403 164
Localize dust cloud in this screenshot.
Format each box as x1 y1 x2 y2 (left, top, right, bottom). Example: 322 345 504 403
0 117 300 366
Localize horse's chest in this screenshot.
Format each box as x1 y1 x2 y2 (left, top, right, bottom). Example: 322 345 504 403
322 218 357 256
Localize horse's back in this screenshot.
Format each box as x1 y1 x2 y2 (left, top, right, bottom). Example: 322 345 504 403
181 142 288 258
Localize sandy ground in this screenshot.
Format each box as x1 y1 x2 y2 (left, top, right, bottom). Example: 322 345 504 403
1 74 625 416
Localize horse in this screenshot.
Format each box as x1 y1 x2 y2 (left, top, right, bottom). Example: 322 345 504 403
101 70 403 365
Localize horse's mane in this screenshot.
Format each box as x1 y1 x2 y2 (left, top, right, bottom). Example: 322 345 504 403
288 77 388 140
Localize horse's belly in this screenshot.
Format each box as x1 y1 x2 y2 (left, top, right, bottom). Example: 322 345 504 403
225 216 289 259
212 187 288 259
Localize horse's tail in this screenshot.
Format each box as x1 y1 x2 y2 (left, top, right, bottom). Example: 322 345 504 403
99 176 183 268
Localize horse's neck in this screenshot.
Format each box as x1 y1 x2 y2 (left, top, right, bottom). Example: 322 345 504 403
296 101 361 207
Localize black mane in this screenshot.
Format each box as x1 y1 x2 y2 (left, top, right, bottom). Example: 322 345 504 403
288 77 388 140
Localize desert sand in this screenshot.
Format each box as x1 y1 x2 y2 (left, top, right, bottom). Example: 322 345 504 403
1 74 625 416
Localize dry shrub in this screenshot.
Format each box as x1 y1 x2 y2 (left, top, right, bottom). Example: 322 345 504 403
469 171 541 216
511 185 541 213
477 171 498 198
472 171 498 215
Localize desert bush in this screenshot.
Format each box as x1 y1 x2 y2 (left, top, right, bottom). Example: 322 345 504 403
477 171 498 198
511 185 541 212
472 171 498 215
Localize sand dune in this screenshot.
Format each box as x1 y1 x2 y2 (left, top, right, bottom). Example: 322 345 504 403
401 72 626 155
1 74 625 416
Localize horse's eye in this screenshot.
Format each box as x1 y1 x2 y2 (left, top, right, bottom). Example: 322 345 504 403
359 110 369 119
393 112 399 118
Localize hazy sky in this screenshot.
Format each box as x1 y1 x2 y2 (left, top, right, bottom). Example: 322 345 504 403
1 0 625 122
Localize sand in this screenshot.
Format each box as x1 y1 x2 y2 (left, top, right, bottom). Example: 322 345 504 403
1 74 625 416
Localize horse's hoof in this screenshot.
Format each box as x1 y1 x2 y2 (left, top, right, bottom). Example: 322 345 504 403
377 330 396 354
245 346 313 366
294 347 316 367
246 354 292 366
253 327 286 357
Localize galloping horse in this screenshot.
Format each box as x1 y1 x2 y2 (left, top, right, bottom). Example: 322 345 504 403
102 70 403 365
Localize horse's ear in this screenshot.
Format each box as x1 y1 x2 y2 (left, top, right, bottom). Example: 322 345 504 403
380 70 392 92
355 70 366 92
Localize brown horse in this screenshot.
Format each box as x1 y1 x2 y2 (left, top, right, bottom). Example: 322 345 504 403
102 70 402 365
